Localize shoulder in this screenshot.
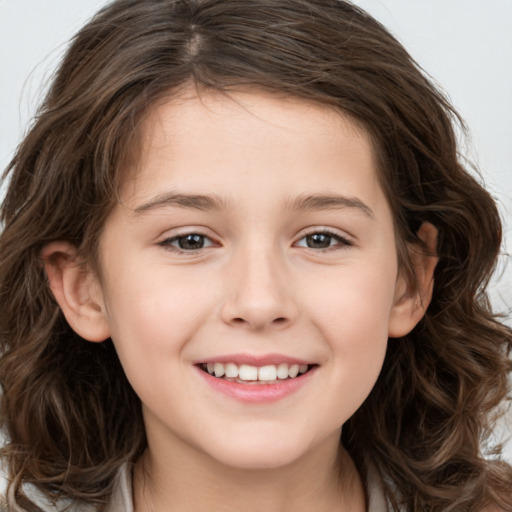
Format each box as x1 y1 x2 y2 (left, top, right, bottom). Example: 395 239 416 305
0 431 103 511
105 463 133 512
0 436 94 512
19 486 96 512
365 460 390 512
0 433 10 510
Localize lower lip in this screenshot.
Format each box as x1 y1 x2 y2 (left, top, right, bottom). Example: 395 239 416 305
195 366 316 403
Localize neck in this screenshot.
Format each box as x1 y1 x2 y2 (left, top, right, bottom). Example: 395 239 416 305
133 435 366 512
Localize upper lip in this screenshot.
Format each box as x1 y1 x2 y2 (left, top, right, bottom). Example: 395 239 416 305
196 353 314 366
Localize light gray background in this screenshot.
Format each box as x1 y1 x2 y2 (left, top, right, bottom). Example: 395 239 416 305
0 0 511 459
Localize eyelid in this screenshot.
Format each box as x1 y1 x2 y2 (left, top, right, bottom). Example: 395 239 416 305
155 226 353 253
293 227 353 250
157 229 218 253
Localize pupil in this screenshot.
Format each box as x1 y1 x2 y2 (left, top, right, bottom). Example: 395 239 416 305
307 233 331 248
179 234 204 250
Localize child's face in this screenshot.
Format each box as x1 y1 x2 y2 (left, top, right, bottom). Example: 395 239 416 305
92 89 418 469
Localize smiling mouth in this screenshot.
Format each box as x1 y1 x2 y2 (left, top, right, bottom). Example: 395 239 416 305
198 362 314 384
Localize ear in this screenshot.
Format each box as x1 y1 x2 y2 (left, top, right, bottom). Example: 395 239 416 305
388 222 439 338
41 242 110 342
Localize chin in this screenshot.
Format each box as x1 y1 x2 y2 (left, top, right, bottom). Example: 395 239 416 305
201 432 318 471
216 451 303 471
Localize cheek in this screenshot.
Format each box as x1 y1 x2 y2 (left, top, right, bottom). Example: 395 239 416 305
307 262 397 339
303 262 396 402
101 272 206 409
101 264 214 361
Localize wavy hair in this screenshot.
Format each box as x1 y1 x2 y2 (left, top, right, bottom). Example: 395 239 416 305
1 1 511 510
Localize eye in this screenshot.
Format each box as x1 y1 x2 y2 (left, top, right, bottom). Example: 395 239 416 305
295 230 351 250
159 233 215 251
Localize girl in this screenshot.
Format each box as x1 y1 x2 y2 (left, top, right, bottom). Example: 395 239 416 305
0 1 511 510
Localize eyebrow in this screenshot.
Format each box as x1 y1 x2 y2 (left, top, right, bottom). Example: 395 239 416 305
132 191 374 219
132 192 227 215
287 193 375 218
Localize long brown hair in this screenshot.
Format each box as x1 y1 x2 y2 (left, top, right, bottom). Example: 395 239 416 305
1 1 511 510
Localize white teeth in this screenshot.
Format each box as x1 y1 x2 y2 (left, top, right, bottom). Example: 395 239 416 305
203 362 311 381
258 365 277 381
239 364 258 381
213 363 225 378
225 363 239 378
288 364 300 378
277 363 289 379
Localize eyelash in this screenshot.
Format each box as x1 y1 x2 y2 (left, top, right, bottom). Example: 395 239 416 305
294 229 353 251
158 229 352 253
158 232 215 252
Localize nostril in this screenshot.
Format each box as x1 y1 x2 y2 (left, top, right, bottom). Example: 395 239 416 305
230 316 288 327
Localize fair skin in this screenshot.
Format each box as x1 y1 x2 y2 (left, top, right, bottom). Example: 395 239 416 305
43 88 438 512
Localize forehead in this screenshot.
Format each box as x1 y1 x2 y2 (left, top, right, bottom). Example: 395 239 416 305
121 87 386 217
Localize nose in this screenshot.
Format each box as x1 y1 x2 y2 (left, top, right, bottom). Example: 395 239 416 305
220 244 298 330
